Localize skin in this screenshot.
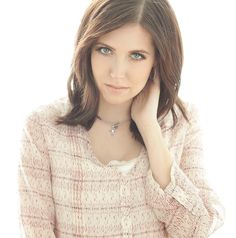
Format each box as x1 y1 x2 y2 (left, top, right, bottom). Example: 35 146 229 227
91 23 157 122
91 23 173 189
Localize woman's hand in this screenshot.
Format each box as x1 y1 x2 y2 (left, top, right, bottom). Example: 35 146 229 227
131 74 161 129
131 74 173 189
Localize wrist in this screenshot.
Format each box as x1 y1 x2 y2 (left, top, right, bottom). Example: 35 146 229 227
137 121 162 142
136 119 160 131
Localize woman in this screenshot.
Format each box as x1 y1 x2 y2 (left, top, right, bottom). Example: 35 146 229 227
18 0 225 237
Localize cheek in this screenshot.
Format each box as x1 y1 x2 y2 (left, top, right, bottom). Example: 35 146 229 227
129 66 152 94
131 66 151 85
91 54 99 74
91 56 102 84
130 78 148 97
91 53 109 79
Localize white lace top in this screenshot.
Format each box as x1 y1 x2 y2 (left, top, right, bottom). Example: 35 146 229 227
108 157 140 175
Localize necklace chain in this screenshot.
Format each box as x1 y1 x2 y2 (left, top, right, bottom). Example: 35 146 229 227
96 115 131 136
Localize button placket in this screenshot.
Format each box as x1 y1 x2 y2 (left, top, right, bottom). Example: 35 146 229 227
120 178 131 206
122 216 132 238
120 185 131 197
120 177 132 236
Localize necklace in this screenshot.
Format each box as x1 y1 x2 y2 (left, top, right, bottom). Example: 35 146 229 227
96 115 131 136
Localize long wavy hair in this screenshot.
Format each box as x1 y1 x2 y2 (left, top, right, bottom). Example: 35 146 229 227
56 0 190 146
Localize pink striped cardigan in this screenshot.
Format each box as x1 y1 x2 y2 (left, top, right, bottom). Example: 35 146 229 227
18 97 225 237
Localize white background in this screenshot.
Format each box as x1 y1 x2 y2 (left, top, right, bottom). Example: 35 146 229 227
0 0 235 236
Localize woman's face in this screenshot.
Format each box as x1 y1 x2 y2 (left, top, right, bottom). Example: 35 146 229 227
91 23 156 105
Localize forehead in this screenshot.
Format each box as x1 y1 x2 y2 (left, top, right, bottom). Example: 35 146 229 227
96 23 155 52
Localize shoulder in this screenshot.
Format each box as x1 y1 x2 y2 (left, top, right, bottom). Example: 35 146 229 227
21 98 90 156
176 100 200 123
159 99 201 131
23 97 74 131
159 100 202 157
22 97 88 144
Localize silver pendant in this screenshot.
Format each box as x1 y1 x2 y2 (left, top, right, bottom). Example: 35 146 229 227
109 123 119 136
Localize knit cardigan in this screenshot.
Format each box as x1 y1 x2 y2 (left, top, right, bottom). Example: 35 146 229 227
18 97 225 237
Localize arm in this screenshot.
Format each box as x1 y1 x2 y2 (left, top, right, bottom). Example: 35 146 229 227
18 112 56 237
143 104 225 237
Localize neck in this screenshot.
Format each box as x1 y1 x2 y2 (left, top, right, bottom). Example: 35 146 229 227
97 97 132 123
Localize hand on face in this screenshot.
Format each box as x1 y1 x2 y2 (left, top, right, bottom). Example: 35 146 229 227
131 73 161 128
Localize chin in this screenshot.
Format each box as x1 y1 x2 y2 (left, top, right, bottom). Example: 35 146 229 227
101 94 132 105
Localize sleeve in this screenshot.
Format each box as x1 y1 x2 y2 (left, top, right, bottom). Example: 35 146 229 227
18 112 56 238
145 104 225 237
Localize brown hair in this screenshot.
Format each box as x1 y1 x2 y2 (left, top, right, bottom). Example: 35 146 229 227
56 0 190 146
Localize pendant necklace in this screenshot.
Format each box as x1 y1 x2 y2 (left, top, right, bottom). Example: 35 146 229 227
96 115 131 136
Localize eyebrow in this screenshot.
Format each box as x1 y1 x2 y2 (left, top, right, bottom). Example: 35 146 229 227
95 42 150 55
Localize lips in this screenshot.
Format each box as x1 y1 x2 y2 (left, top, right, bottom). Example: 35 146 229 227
105 84 129 89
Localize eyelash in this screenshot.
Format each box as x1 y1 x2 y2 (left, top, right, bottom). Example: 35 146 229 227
95 47 146 61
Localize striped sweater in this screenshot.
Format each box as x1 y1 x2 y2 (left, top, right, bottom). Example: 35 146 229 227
18 97 225 237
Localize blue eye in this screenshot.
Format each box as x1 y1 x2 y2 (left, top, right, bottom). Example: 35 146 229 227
131 53 145 60
95 46 145 61
96 47 111 55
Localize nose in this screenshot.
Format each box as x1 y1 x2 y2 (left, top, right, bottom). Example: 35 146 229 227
110 57 126 79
